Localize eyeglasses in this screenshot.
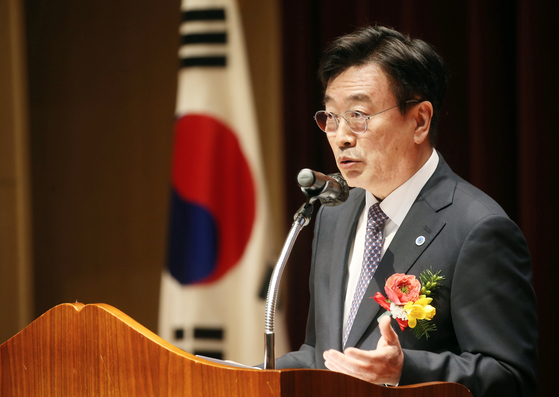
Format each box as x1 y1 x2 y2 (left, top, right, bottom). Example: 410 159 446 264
314 100 419 134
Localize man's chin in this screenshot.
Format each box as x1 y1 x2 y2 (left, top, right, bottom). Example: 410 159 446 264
344 176 376 194
342 173 365 189
340 170 360 185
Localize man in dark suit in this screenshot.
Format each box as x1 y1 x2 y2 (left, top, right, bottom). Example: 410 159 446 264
275 26 538 397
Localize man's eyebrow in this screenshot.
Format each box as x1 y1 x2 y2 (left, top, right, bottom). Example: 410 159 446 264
346 93 372 103
323 92 373 106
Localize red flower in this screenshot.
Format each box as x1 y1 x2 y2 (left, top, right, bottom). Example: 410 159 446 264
372 292 408 331
373 292 391 311
384 274 421 305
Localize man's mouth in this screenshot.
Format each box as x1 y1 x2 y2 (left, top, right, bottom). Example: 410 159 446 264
339 156 359 165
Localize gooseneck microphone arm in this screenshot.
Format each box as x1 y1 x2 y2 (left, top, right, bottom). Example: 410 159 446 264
263 169 349 369
263 201 313 369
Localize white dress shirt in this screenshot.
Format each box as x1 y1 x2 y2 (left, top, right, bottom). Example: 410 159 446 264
342 149 440 333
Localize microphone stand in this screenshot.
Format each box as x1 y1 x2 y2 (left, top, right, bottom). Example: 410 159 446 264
263 196 318 369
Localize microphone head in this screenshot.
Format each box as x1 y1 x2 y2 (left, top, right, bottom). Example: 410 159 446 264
296 168 319 189
320 173 349 207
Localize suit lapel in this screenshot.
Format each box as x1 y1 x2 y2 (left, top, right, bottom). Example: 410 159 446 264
344 156 456 348
328 189 365 351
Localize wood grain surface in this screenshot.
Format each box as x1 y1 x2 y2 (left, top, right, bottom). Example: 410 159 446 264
0 303 472 396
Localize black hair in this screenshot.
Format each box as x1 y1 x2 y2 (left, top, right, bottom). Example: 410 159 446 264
318 25 449 146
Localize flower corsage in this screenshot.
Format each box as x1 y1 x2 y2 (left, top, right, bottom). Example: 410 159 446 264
372 269 444 340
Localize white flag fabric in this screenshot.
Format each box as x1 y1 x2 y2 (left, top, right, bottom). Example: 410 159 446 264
159 0 288 365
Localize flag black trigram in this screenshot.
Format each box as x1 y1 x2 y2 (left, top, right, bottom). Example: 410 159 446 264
180 8 227 68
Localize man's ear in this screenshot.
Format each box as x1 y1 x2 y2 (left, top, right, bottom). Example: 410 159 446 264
413 101 433 144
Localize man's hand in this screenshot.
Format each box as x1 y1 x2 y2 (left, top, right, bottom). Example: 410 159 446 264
323 316 403 386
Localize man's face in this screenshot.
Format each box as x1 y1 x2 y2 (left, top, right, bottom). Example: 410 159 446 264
324 63 420 198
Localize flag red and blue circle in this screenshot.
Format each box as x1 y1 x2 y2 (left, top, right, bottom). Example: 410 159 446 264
168 114 256 285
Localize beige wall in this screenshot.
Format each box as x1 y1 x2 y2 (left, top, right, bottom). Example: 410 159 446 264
0 0 33 343
240 0 285 243
0 0 282 341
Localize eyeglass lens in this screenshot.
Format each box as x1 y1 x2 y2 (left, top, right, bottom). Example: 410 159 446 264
315 111 367 134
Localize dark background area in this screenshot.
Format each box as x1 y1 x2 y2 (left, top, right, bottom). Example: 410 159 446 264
280 1 558 396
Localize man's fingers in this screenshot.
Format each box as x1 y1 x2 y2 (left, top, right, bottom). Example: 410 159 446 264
325 345 402 385
378 315 398 345
343 347 381 361
324 349 355 373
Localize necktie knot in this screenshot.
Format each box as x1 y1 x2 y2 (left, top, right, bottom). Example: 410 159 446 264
368 202 388 229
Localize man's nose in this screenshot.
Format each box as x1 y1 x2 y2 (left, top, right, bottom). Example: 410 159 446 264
334 119 357 148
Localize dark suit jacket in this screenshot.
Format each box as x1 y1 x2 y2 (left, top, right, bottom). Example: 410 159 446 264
275 155 538 397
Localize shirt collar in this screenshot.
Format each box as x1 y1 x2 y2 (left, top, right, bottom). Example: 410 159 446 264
365 149 439 226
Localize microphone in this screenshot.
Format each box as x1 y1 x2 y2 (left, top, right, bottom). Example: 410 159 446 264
297 169 349 207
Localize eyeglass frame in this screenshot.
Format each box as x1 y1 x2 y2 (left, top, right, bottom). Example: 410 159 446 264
314 99 420 134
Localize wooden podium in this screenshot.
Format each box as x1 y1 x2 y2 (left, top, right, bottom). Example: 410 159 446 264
0 303 472 396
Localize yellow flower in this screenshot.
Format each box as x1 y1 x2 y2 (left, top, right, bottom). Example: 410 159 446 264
424 304 436 320
404 295 436 328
